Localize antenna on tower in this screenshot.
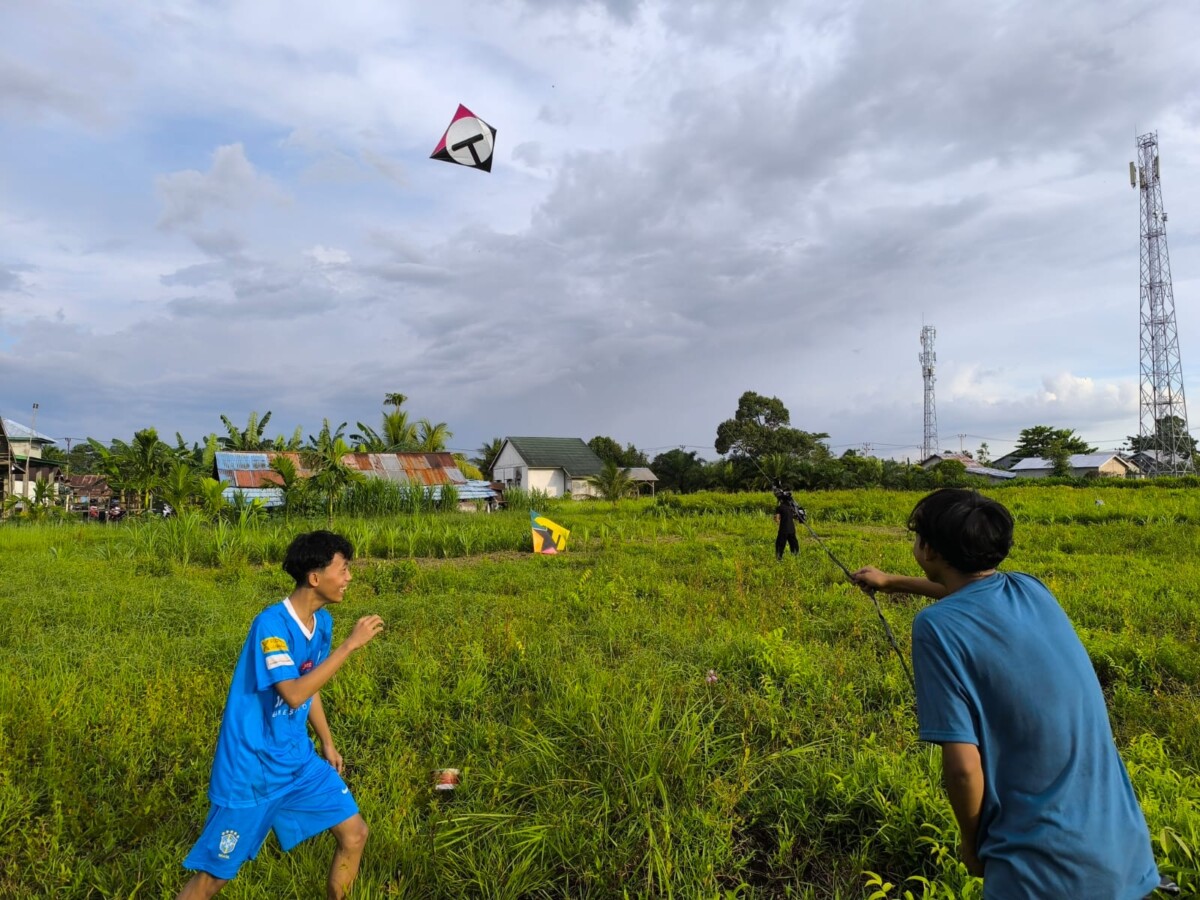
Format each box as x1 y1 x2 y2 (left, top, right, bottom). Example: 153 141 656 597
920 325 938 460
1132 132 1192 475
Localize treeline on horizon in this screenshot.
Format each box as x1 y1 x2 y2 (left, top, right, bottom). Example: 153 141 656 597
27 390 1199 517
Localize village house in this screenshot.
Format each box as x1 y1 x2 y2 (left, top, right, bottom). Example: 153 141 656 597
918 452 1016 483
0 416 61 507
215 450 497 511
1008 452 1140 479
490 437 606 498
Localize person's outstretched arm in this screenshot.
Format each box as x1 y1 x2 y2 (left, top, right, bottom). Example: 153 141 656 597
274 615 384 710
852 566 949 599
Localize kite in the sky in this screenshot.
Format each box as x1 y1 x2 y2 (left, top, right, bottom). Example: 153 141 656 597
431 104 497 172
530 510 569 554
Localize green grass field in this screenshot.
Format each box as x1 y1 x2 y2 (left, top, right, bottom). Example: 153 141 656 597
2 488 1198 898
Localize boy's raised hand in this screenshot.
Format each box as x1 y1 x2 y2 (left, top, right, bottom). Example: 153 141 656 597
346 615 385 650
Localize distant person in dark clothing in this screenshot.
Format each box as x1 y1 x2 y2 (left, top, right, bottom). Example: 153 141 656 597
773 490 800 560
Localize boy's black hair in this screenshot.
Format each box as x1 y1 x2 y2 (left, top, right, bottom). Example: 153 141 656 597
282 530 355 586
907 488 1013 574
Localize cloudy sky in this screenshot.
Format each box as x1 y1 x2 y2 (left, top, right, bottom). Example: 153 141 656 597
3 0 1200 461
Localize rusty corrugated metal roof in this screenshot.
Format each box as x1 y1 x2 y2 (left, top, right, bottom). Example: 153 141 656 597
216 451 466 488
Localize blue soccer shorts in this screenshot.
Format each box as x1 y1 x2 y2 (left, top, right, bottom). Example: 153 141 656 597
183 757 359 881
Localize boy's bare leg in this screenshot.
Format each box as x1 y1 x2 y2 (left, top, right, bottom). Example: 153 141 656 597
175 872 228 899
327 813 370 899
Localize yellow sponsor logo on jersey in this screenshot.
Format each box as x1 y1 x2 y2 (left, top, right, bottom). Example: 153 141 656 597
260 637 289 654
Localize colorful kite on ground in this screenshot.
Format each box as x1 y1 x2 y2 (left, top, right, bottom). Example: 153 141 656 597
530 510 569 554
431 104 497 172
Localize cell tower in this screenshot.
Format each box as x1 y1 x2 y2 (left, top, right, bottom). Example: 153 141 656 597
920 325 938 459
1132 132 1192 474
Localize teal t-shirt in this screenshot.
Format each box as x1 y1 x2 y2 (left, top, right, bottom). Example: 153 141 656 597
208 599 332 808
912 572 1158 899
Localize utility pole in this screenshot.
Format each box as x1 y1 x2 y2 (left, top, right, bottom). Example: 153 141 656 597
1132 133 1192 474
22 402 38 502
920 326 938 460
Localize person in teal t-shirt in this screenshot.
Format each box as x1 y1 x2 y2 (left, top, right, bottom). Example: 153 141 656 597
176 531 385 899
854 489 1160 899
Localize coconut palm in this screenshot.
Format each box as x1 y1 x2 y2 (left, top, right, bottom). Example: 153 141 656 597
453 454 484 480
588 460 636 505
352 409 418 452
473 437 504 477
417 419 453 453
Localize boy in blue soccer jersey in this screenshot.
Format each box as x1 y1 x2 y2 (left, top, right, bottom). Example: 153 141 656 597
176 530 385 900
853 489 1162 900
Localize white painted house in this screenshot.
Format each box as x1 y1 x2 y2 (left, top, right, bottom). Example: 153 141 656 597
491 437 605 498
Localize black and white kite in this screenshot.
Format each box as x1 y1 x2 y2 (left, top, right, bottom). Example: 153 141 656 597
430 104 497 173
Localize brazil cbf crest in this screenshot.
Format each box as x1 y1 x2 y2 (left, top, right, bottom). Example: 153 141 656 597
219 829 239 857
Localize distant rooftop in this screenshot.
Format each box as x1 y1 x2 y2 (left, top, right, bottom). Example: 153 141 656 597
504 437 604 477
2 418 56 444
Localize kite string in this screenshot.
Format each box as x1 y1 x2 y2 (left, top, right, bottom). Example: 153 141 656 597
798 518 914 688
754 456 914 688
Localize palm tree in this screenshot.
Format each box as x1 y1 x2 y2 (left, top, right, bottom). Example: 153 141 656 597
473 437 504 477
588 461 635 505
352 410 418 452
757 452 799 489
90 429 173 512
453 454 484 480
268 455 308 518
304 419 365 525
198 477 228 520
159 459 199 513
122 428 174 512
417 419 453 452
384 392 408 411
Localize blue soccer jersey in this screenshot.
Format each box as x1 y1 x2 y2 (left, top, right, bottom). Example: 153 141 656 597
208 599 333 808
912 572 1159 899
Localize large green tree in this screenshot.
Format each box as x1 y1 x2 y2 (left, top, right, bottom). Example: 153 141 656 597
1127 416 1198 459
714 391 830 489
587 436 648 468
1013 426 1095 459
649 449 709 493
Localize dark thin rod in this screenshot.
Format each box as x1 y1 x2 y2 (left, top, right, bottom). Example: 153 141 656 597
799 519 915 688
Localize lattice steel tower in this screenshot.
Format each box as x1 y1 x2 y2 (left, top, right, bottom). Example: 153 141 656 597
1132 133 1191 474
920 325 938 459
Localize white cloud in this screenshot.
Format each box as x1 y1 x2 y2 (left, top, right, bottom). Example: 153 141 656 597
156 144 288 230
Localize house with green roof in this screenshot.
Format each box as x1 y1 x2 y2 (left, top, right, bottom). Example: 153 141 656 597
491 437 605 498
